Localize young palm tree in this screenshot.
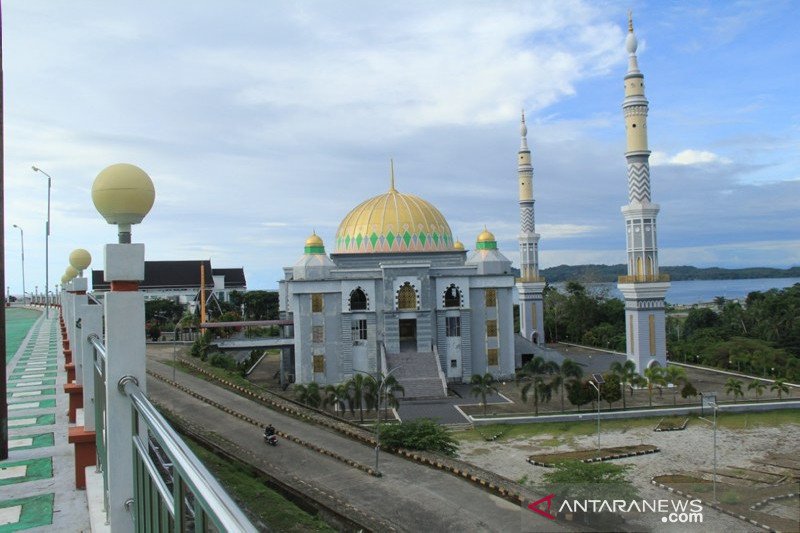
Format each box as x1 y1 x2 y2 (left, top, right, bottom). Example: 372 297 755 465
294 382 321 408
517 357 557 416
610 360 637 409
747 379 766 399
664 366 688 406
382 375 405 420
348 373 368 422
724 378 744 402
770 378 790 399
643 366 666 407
470 373 498 416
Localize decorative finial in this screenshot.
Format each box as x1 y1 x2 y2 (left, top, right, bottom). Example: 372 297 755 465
521 109 528 137
389 158 396 191
628 10 633 33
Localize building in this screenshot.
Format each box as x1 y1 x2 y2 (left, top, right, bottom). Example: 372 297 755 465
617 15 670 372
279 163 539 391
92 260 247 310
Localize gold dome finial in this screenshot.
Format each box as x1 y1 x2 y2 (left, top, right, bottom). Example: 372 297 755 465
628 10 634 33
389 158 396 192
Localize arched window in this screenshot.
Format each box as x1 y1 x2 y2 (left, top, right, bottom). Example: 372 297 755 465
397 282 418 310
349 287 367 311
443 284 460 308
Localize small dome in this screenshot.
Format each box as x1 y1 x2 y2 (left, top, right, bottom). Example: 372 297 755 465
304 232 325 254
453 240 465 251
477 228 495 243
69 248 92 272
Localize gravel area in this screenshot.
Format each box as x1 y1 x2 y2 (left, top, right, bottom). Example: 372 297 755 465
459 418 800 532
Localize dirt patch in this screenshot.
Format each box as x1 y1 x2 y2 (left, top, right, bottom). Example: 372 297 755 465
530 444 658 466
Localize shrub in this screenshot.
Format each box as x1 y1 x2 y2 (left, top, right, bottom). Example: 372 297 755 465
209 352 237 371
378 418 458 457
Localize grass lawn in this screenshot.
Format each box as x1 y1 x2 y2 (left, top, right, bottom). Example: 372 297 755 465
185 438 333 532
454 409 800 442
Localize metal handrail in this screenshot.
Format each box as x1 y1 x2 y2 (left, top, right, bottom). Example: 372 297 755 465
123 380 257 532
88 333 107 362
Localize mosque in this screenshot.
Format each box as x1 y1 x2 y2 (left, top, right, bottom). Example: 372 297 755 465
278 15 667 392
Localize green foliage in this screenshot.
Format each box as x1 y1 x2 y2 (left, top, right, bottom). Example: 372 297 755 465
724 378 744 402
209 352 237 371
543 460 638 503
241 291 280 320
543 282 624 350
747 379 766 398
378 418 458 457
293 383 322 408
770 378 790 399
540 264 800 283
599 373 621 407
470 373 499 415
145 298 186 324
189 330 213 360
567 380 594 410
681 381 698 399
517 357 558 416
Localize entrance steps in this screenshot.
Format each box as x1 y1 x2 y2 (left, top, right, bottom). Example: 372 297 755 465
385 350 447 400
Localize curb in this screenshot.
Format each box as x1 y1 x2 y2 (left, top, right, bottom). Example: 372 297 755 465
528 447 660 467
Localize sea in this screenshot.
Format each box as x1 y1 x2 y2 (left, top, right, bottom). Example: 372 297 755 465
551 277 800 306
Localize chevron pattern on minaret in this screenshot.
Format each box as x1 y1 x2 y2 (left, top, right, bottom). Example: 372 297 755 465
520 205 534 233
627 162 651 203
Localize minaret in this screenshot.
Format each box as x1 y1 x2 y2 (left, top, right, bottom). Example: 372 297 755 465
516 111 546 349
617 13 670 373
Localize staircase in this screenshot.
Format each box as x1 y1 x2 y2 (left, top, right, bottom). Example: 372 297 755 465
385 350 448 400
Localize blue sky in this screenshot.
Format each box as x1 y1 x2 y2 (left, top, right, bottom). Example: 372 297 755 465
3 0 799 293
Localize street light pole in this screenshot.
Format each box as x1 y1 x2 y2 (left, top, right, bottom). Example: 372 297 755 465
12 224 24 303
590 373 605 455
32 166 52 318
357 365 402 475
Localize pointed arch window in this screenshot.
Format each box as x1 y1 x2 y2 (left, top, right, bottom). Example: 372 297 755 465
444 284 461 308
349 287 367 311
397 282 418 310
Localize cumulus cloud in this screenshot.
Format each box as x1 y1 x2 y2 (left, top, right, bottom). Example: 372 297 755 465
650 149 731 167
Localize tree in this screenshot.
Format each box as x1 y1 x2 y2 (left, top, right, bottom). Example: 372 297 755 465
724 378 744 402
643 366 666 407
599 373 621 408
609 360 637 409
378 419 458 457
294 382 321 408
145 298 185 325
241 290 279 320
323 383 351 414
567 379 593 411
770 378 790 399
551 359 583 413
347 373 369 422
680 381 698 400
543 460 638 507
747 379 766 399
470 373 498 416
381 374 405 419
664 366 688 406
517 357 557 416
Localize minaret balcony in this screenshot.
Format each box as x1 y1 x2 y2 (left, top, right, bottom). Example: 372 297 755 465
618 274 670 283
516 275 546 283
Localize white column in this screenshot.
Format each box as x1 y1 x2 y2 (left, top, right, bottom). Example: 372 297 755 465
77 293 102 432
103 243 146 532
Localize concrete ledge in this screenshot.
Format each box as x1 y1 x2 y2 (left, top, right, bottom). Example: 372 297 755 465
85 467 110 533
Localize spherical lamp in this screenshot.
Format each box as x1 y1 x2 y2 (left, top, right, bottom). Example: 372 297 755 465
65 265 79 280
91 163 155 243
69 248 92 275
60 274 69 284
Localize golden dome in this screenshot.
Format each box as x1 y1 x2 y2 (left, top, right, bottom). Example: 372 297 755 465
304 232 325 254
477 228 495 243
453 240 465 250
335 184 454 254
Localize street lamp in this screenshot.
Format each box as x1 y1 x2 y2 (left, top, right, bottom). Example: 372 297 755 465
356 365 403 475
32 166 52 317
589 373 605 455
11 224 25 304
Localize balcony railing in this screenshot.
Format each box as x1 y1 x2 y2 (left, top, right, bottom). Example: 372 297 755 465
617 274 670 283
515 275 546 283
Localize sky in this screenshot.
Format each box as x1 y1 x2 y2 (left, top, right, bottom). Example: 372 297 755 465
3 0 799 294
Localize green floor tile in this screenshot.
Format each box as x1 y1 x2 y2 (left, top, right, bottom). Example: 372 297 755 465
0 493 54 532
6 414 55 429
7 433 54 452
7 399 56 411
0 457 53 487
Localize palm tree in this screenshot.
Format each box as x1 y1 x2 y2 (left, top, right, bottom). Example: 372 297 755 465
643 366 666 407
770 378 790 399
664 366 688 406
517 357 556 416
747 379 766 399
323 383 351 414
724 378 744 402
294 382 321 408
470 373 498 415
609 360 637 409
381 374 405 420
348 373 369 422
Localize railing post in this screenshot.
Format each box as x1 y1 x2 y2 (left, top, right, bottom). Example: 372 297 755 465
103 243 146 532
64 278 87 424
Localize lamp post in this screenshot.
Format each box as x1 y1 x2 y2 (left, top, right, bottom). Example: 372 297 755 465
32 166 52 317
699 392 718 503
356 365 403 475
589 373 605 455
11 224 25 304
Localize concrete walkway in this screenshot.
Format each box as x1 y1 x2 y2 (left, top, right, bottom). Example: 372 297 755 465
1 311 90 532
146 359 570 532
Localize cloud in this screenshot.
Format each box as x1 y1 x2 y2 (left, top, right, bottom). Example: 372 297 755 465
650 149 731 167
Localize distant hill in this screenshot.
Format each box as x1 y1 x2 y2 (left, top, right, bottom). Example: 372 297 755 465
536 264 800 283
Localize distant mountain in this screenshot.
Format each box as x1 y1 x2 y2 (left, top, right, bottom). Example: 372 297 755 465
536 264 800 283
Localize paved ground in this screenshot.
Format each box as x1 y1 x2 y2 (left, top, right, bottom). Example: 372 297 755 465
146 358 570 532
1 309 90 532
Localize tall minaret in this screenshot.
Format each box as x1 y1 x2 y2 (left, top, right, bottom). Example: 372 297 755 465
617 13 670 373
516 111 546 349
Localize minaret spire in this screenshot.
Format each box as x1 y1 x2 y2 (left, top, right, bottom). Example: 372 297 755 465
618 14 670 374
389 158 396 191
516 109 545 347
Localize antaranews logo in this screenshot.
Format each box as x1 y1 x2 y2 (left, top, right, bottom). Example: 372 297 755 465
527 495 704 524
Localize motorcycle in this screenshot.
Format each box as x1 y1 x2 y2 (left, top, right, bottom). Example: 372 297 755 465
264 427 278 446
